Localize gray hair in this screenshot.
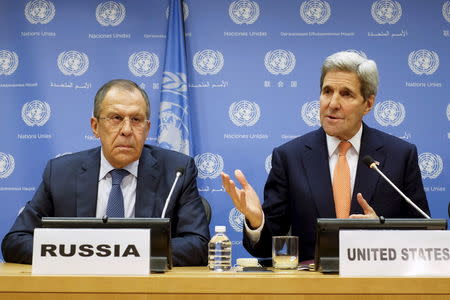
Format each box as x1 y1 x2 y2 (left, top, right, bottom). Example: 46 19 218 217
93 79 150 119
320 51 378 100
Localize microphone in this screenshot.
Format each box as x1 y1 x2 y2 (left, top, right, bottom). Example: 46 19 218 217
362 155 430 219
161 168 185 218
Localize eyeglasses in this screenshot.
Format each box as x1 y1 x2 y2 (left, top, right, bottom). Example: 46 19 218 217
98 115 148 130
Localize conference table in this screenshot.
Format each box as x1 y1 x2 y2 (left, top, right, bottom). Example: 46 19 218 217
0 263 449 299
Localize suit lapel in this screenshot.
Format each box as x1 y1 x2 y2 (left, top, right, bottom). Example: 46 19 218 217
351 123 385 213
135 147 161 217
302 128 336 217
76 148 101 217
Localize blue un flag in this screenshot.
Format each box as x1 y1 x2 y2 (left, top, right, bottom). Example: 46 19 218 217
156 0 192 156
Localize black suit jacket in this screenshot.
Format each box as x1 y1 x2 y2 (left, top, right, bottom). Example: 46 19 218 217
244 124 430 261
2 145 210 266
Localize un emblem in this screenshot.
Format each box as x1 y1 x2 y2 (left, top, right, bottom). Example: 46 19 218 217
0 153 15 179
128 51 159 77
371 0 402 24
419 153 443 179
166 1 189 20
161 71 187 97
229 0 260 25
229 207 245 232
447 103 450 121
21 100 51 127
265 154 272 174
158 70 189 155
408 50 439 75
24 0 55 24
374 100 405 127
194 153 224 179
264 49 296 75
157 102 190 155
229 100 261 127
444 2 450 23
0 50 19 76
301 101 320 127
96 1 126 26
57 51 89 76
193 50 224 75
300 0 331 24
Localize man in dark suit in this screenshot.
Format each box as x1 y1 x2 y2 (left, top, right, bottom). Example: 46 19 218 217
2 79 210 266
221 51 430 261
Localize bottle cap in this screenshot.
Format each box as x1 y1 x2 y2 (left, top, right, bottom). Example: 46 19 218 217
215 225 226 232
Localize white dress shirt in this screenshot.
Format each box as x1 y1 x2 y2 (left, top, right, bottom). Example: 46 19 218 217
326 125 362 197
95 149 139 218
245 125 364 243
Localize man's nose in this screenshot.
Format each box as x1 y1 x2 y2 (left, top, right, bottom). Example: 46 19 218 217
120 117 133 135
329 93 341 109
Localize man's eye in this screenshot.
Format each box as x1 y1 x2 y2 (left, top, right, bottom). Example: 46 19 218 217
131 117 143 123
112 115 123 121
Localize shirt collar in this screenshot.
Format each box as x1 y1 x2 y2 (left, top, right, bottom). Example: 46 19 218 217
98 148 139 180
326 124 363 158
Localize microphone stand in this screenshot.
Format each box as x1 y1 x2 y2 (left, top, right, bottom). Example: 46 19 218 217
368 161 430 219
161 170 183 218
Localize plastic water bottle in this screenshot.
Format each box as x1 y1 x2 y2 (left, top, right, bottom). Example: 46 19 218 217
208 225 232 271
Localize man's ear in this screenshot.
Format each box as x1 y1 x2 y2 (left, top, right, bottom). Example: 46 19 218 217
90 117 99 138
145 120 151 135
364 95 375 114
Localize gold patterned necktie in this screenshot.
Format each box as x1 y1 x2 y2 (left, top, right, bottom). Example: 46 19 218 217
333 141 352 218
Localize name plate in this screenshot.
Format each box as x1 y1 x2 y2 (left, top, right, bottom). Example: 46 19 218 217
32 228 150 275
339 230 450 277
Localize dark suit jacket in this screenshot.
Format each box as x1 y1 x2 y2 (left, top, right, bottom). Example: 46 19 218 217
244 124 430 261
2 145 210 266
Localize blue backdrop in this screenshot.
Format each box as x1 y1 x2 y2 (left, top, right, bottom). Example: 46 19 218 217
1 0 449 262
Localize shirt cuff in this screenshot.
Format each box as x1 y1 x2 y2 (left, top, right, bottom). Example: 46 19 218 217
244 214 265 244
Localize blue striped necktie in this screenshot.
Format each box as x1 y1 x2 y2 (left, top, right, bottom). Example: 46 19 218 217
106 169 129 217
